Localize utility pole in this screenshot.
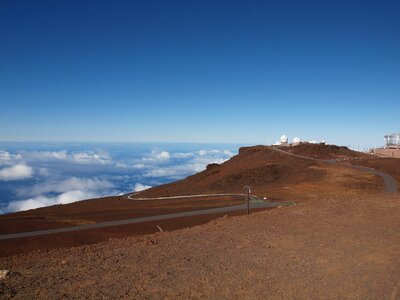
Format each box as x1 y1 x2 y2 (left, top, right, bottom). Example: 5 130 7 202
243 186 251 215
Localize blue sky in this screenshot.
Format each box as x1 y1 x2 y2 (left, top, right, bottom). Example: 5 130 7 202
0 1 399 148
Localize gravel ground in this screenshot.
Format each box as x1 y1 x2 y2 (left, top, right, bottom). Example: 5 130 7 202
1 193 400 299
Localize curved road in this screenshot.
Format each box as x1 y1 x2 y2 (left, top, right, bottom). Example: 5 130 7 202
3 147 395 240
271 147 398 193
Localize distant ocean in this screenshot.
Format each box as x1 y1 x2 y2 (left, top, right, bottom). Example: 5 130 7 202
0 142 242 214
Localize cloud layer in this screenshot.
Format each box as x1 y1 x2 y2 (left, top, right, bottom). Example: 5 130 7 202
0 151 22 166
6 189 101 212
5 177 115 212
24 150 112 165
0 144 237 213
0 164 33 181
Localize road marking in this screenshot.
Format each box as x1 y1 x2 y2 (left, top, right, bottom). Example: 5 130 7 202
127 193 247 200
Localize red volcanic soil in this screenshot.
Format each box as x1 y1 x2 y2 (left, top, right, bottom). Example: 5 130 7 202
281 143 369 159
135 145 382 199
0 208 269 257
0 195 243 234
350 157 400 189
0 144 394 257
2 194 400 299
136 145 315 197
0 195 248 256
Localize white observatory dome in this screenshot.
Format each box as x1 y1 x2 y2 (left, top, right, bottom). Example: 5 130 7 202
280 135 288 144
293 137 300 144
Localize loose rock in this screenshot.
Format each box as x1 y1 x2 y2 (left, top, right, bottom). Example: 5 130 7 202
0 270 10 280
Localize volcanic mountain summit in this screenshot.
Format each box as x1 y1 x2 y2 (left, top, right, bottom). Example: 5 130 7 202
133 144 381 201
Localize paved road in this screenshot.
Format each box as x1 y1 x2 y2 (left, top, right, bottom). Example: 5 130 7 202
344 164 398 193
5 147 393 241
272 147 398 193
0 202 277 241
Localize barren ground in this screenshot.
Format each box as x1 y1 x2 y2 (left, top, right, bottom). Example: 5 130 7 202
2 194 400 299
0 196 243 235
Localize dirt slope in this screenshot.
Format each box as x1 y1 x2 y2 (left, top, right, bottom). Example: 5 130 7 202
0 196 242 235
0 144 383 236
350 157 400 190
0 144 391 257
135 145 382 200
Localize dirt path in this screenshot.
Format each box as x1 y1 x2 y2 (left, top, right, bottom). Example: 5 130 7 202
272 147 398 193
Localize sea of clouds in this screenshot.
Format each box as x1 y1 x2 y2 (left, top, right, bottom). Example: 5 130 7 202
0 143 238 213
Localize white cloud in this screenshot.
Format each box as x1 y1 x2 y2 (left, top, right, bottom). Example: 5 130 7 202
6 190 100 212
133 183 152 192
70 151 111 164
144 157 229 178
157 151 170 159
224 150 234 156
171 152 195 159
198 150 208 156
142 150 171 163
26 177 115 197
133 163 146 169
6 176 116 213
57 190 98 204
0 151 22 165
198 149 231 156
141 148 234 178
21 150 112 165
196 150 234 161
0 164 34 181
144 168 179 178
27 150 68 160
114 162 147 169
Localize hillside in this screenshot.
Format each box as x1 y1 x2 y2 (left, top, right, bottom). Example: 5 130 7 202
281 143 369 159
134 144 382 200
350 156 400 190
0 143 390 256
